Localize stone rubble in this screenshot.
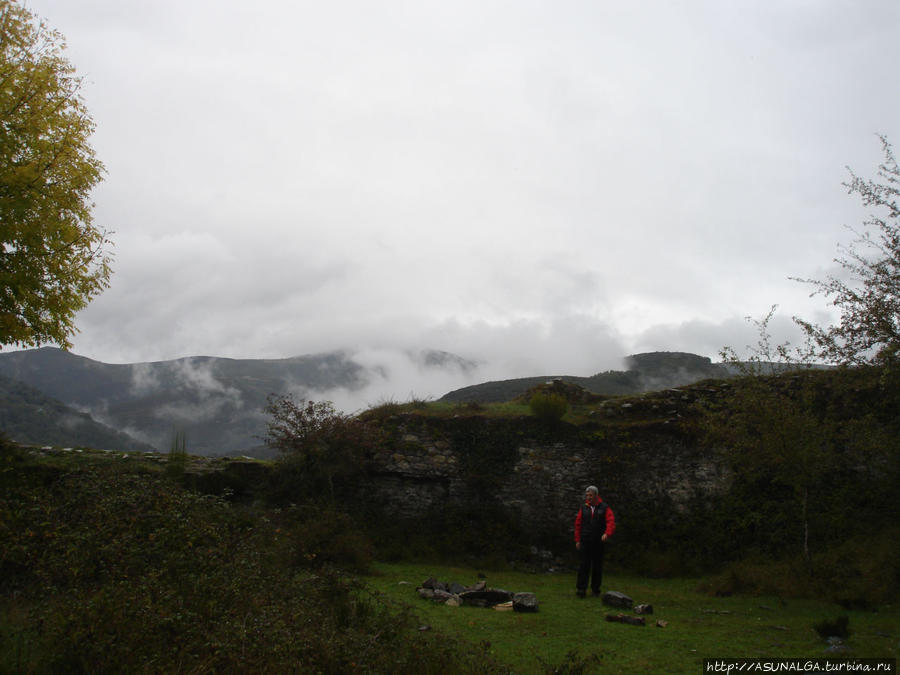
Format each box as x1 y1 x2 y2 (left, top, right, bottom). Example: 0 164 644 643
415 577 539 612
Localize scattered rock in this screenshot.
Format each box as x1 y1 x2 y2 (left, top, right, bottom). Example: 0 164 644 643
432 589 455 603
459 589 514 607
634 604 653 615
416 577 537 611
513 592 539 613
824 638 850 654
601 591 633 609
606 613 645 626
494 602 513 612
656 620 668 628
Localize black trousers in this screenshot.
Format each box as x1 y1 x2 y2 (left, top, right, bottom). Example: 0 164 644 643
576 540 605 592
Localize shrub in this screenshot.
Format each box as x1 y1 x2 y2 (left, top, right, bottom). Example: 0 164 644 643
0 456 508 673
279 505 375 573
529 391 568 422
265 396 381 505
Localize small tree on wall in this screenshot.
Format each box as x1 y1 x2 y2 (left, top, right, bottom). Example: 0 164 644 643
265 396 378 506
716 309 837 570
793 135 900 367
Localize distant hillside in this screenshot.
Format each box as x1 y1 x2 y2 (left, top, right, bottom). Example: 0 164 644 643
0 347 807 455
439 351 729 403
0 347 475 456
0 374 156 452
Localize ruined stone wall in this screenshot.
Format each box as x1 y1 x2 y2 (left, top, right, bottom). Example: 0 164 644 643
367 415 731 547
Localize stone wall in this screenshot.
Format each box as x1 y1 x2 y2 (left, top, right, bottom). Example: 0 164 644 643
367 412 731 547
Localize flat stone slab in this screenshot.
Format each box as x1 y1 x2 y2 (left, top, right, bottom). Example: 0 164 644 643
606 613 645 626
513 592 539 613
602 591 633 609
459 589 514 606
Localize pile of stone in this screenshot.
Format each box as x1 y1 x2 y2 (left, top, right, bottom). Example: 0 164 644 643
601 591 666 627
416 577 539 612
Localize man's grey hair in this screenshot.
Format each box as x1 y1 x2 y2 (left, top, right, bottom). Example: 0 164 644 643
584 485 599 496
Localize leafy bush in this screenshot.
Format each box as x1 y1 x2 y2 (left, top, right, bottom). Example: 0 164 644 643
529 391 568 422
278 505 375 573
696 524 900 608
0 453 507 673
265 396 383 506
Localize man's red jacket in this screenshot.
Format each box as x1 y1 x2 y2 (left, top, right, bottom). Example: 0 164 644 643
574 500 616 543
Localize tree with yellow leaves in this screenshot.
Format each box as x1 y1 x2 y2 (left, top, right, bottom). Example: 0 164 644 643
1 0 111 349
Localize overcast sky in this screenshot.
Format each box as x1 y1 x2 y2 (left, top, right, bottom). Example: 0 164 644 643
18 0 900 402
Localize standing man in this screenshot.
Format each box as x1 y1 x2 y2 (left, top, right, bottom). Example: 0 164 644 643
574 485 615 597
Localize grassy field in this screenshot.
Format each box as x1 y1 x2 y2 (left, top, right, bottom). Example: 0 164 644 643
366 563 900 674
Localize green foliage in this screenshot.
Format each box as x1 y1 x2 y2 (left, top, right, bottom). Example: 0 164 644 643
793 135 900 367
279 505 375 573
717 311 900 578
0 0 112 350
528 391 568 422
694 364 900 605
265 395 381 506
0 449 508 673
707 375 832 565
362 395 434 422
386 502 529 567
699 529 900 610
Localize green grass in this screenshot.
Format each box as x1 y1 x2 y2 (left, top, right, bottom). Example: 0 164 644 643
361 394 678 426
379 400 534 418
366 562 900 674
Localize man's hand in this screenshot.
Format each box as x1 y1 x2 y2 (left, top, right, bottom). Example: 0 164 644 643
601 534 608 542
575 542 581 551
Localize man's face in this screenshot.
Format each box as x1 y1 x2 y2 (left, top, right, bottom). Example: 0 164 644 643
585 491 598 505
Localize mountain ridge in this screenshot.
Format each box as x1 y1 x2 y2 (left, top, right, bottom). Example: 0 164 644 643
1 348 743 456
439 351 729 402
0 373 156 452
0 347 475 455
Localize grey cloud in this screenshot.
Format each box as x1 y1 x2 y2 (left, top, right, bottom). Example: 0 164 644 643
632 310 822 363
130 362 161 395
17 0 900 387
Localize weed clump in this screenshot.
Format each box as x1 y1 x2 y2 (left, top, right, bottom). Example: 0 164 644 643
529 391 568 422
